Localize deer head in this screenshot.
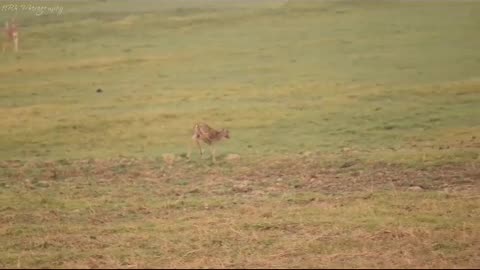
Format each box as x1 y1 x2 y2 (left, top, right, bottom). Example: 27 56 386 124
221 128 230 139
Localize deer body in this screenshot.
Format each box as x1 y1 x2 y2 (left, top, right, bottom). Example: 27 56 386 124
188 122 230 163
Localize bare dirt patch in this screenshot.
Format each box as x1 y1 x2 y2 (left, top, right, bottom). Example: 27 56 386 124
2 156 478 195
1 156 479 269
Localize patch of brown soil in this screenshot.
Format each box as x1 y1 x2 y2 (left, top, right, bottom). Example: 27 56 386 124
1 157 478 195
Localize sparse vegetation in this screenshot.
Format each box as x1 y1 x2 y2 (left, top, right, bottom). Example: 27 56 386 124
0 0 479 268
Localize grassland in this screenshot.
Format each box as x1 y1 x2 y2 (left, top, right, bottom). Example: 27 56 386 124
0 0 479 268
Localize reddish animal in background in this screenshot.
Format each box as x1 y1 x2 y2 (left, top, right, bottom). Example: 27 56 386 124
2 19 19 54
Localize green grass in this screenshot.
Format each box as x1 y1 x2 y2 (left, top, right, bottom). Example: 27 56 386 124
0 0 479 268
0 0 479 163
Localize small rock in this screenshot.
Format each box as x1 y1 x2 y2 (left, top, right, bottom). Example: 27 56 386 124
187 188 201 194
340 161 356 168
225 153 241 161
233 183 251 193
302 151 313 157
407 186 424 192
162 153 176 166
37 181 50 187
266 187 278 193
251 190 265 196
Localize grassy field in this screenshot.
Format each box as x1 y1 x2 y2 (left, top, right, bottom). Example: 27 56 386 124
0 0 479 268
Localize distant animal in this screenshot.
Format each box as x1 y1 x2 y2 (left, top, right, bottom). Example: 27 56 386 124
187 122 230 163
96 88 103 93
2 19 19 54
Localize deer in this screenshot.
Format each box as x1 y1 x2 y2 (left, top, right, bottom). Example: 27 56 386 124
187 122 230 163
2 19 19 54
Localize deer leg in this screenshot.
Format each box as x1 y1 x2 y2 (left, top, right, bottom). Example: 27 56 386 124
187 138 194 160
13 38 18 53
188 136 203 159
196 140 204 158
211 145 216 163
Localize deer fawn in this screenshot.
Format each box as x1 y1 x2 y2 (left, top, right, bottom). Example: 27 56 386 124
2 19 19 54
187 122 230 163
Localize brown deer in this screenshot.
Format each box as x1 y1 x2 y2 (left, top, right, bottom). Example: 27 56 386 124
2 19 19 54
187 122 230 163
